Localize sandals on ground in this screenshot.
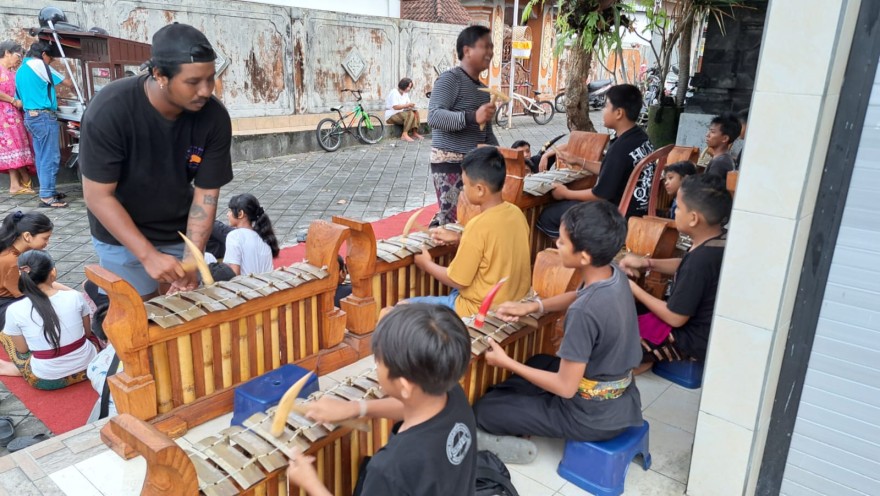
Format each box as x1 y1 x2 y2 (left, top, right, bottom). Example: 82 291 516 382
0 417 14 447
7 433 50 452
38 197 68 208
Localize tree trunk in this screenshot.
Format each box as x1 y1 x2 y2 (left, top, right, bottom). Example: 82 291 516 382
675 16 694 107
565 45 596 132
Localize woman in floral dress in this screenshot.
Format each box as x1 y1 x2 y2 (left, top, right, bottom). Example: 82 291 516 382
0 40 35 195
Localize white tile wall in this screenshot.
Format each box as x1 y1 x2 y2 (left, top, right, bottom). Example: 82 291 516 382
734 92 823 220
754 0 845 96
693 0 860 494
700 317 772 430
688 414 754 496
715 211 796 329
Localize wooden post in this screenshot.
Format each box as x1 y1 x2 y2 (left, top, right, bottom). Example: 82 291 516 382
304 220 350 350
332 216 378 336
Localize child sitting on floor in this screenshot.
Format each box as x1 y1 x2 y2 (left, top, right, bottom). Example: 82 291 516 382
619 174 731 369
0 250 98 390
224 194 280 275
474 201 643 463
409 146 532 317
662 161 697 219
0 211 60 330
704 112 742 178
287 304 476 495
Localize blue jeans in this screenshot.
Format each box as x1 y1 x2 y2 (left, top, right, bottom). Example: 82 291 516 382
23 112 61 199
92 237 186 296
405 289 459 310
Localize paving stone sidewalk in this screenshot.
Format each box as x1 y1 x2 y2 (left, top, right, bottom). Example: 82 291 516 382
0 114 602 461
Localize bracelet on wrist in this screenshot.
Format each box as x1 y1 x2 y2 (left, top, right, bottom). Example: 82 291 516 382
357 399 367 418
535 297 544 314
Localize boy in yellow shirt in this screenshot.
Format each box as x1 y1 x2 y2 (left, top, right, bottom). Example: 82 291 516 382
410 146 531 316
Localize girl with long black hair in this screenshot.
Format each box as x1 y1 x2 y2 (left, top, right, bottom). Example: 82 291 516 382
0 250 97 389
224 194 279 275
0 210 53 329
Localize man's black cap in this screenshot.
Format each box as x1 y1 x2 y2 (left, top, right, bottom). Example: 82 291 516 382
151 22 216 65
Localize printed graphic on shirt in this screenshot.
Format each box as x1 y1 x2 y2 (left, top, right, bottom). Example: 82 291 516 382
446 422 472 465
185 146 205 177
628 141 656 212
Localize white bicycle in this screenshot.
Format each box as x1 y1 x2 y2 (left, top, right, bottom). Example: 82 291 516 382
494 86 555 127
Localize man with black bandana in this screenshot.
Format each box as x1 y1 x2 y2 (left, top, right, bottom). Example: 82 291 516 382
79 23 233 297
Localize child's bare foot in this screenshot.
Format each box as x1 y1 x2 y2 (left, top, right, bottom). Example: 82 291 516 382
413 132 424 140
401 134 415 142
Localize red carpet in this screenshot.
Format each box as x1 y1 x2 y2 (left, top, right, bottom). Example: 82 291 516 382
0 347 98 435
274 204 439 267
0 205 437 435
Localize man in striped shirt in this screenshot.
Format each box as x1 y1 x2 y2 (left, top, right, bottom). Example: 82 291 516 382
427 25 499 227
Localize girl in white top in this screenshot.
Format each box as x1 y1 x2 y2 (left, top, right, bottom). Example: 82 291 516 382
385 78 423 142
0 250 97 390
224 194 280 276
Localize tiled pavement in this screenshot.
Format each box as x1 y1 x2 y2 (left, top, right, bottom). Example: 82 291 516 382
0 355 698 495
0 114 700 496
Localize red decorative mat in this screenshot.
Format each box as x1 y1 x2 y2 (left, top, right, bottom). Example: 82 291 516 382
273 204 438 267
0 348 98 435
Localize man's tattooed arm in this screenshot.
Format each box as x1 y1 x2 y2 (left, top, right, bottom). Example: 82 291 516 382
185 188 221 256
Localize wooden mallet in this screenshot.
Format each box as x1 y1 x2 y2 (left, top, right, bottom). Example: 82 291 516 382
178 232 214 286
478 87 511 130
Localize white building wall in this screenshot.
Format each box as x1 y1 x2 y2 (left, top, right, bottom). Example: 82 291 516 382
686 0 863 495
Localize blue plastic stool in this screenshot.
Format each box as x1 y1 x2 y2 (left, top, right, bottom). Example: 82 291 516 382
557 421 651 496
232 364 320 426
652 360 704 389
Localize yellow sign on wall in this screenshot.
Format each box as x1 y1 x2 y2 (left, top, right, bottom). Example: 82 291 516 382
512 40 532 59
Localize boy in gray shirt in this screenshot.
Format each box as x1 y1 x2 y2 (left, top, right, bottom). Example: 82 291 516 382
474 201 643 463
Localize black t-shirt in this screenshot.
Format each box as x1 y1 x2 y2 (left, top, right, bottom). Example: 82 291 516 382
79 75 233 245
591 126 655 217
706 152 736 178
557 265 643 431
666 233 727 360
360 385 477 496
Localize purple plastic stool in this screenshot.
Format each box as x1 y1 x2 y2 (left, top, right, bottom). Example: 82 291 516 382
557 421 651 496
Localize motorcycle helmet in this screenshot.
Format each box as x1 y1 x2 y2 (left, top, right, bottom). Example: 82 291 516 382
38 7 68 27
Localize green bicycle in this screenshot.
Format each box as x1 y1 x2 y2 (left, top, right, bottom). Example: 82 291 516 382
316 89 385 152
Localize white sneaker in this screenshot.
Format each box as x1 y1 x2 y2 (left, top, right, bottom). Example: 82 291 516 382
477 429 538 464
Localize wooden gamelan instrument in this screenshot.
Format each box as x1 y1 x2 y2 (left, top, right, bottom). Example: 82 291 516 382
88 221 362 455
109 248 579 495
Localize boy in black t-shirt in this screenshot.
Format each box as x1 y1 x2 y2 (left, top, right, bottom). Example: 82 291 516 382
620 174 732 368
536 85 654 238
704 112 742 178
287 304 477 496
662 161 697 219
475 201 643 464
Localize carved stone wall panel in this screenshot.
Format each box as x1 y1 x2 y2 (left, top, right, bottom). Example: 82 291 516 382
399 22 461 108
79 0 294 117
300 9 399 114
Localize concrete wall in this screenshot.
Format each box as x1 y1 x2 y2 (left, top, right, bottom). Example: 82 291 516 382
687 0 863 494
235 0 401 18
0 0 461 119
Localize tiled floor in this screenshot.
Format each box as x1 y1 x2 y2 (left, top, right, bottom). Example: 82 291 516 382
13 355 698 495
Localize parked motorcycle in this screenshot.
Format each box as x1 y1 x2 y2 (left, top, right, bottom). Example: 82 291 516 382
552 77 613 113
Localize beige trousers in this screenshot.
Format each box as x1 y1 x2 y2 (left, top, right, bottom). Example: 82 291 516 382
387 110 418 135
